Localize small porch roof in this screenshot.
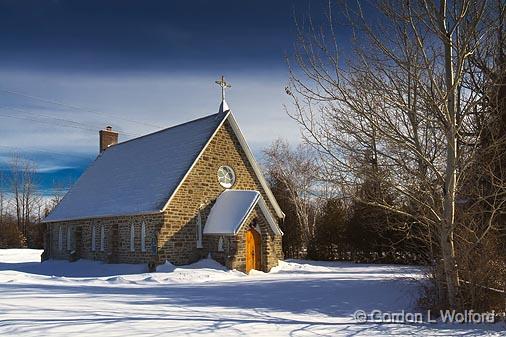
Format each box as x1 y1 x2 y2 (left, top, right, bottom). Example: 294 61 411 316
203 190 283 236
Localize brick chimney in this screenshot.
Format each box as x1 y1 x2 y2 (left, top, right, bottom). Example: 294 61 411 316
99 126 118 153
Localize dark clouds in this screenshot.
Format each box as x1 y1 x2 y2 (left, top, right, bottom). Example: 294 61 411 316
0 1 328 193
0 0 313 72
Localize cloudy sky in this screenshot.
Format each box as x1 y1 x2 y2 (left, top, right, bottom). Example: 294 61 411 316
0 1 326 193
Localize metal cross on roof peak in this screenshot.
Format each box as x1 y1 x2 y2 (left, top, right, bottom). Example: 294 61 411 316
215 75 231 101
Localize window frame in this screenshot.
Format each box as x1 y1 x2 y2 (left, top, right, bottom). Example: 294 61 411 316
217 165 236 188
218 236 224 252
67 225 72 251
91 224 96 252
58 225 63 252
100 224 105 252
141 222 146 252
196 211 203 249
130 223 135 252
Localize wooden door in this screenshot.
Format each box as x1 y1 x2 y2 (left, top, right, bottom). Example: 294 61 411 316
245 228 261 273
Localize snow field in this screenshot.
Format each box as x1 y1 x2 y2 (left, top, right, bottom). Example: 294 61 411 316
0 249 503 336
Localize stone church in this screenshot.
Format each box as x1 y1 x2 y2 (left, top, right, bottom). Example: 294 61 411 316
42 87 284 273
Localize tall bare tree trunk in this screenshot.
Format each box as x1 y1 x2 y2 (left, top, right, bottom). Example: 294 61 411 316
439 0 460 308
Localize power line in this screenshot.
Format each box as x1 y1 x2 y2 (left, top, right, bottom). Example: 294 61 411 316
0 105 141 137
0 110 99 133
0 144 96 160
3 105 105 130
0 88 169 164
0 88 163 129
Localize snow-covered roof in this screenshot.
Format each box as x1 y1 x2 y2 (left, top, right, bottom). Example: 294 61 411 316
204 190 283 236
44 112 228 222
43 108 284 223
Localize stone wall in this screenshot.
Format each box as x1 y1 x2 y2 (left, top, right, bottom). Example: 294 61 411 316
158 120 283 271
47 213 162 264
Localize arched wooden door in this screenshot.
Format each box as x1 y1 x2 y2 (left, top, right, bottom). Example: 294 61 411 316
245 228 261 273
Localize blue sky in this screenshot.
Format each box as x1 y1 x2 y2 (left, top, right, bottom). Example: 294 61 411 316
0 1 328 194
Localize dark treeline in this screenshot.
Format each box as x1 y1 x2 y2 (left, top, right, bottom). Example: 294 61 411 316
266 143 427 265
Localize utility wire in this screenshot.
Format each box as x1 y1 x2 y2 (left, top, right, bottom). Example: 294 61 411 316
0 105 141 137
0 88 169 169
0 110 100 133
0 144 96 160
0 88 163 129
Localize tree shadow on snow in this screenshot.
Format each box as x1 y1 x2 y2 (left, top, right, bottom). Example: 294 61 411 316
0 266 502 336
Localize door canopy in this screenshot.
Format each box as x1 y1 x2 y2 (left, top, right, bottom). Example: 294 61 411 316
203 189 283 236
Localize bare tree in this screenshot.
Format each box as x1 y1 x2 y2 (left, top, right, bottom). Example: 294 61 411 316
0 171 5 225
264 140 319 249
9 154 40 241
44 181 67 217
286 0 501 308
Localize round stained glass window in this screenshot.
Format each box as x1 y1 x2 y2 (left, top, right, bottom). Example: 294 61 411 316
217 165 235 188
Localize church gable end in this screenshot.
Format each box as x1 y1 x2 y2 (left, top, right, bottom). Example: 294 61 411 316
157 119 282 267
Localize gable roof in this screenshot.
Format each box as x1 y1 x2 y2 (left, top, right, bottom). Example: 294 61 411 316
43 110 284 223
203 190 283 236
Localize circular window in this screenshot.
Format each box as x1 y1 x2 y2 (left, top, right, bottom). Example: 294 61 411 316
217 166 235 188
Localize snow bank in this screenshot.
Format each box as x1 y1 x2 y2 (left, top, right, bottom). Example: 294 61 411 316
0 248 43 263
156 260 176 273
0 250 244 285
1 249 504 337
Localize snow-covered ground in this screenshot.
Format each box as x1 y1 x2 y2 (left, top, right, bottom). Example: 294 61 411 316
0 249 503 336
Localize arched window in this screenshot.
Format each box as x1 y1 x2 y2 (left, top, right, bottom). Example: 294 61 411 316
100 225 105 252
218 236 224 252
67 225 72 251
58 225 63 251
141 222 146 252
196 211 203 248
130 223 135 252
91 224 96 252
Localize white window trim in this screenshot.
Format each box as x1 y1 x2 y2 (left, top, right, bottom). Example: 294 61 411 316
141 222 146 252
91 224 96 252
196 211 203 249
218 236 224 252
100 224 105 252
217 165 236 188
66 225 71 251
58 225 63 252
130 223 135 252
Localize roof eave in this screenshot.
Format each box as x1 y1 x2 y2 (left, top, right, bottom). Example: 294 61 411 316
42 209 162 223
